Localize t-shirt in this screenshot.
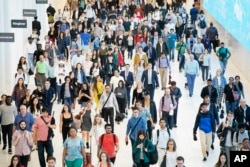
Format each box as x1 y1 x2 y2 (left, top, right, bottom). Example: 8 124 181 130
35 61 48 73
64 137 84 161
99 134 119 158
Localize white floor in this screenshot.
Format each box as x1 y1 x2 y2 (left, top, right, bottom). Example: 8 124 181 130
1 1 250 167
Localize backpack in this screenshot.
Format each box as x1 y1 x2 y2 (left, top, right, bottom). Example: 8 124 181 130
15 73 25 80
156 129 170 145
199 19 206 29
209 27 217 39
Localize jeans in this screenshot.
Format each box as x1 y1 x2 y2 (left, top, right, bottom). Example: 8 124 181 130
27 53 34 72
65 159 83 167
64 97 72 110
20 154 30 167
57 85 62 104
136 160 149 167
1 124 13 149
225 101 236 113
179 54 185 70
162 111 173 129
128 46 133 59
173 102 179 125
219 60 228 75
186 73 196 95
126 87 131 106
169 48 175 60
37 140 54 167
201 66 209 81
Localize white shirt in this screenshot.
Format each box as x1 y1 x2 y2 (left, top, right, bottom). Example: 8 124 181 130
83 60 93 76
110 76 124 90
24 42 36 55
148 70 152 84
166 23 176 33
71 55 85 67
55 66 67 85
152 128 170 149
15 73 28 85
166 151 179 167
217 76 221 86
85 8 96 18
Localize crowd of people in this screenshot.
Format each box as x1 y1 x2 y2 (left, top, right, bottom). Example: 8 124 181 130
0 0 249 167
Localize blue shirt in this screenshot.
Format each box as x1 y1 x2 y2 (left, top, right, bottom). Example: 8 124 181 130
64 137 85 161
185 59 199 75
126 116 146 140
168 33 177 48
14 112 35 132
80 33 91 45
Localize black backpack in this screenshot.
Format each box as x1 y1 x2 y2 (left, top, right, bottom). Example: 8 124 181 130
199 19 206 28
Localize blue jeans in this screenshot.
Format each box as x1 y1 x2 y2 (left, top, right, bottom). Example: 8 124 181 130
219 60 228 75
64 97 72 109
169 48 175 60
225 101 236 113
37 140 54 167
186 74 196 95
162 111 173 129
28 53 34 72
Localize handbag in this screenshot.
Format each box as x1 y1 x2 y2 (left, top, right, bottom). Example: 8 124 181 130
101 93 111 118
40 116 55 141
160 154 166 167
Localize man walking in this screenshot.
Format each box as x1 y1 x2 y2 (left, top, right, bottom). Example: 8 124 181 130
97 124 119 164
184 54 199 97
42 81 56 115
193 103 215 161
99 85 120 132
216 42 231 75
141 63 159 100
34 107 56 167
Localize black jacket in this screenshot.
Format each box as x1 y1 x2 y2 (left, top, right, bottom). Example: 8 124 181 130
200 86 218 103
216 119 238 147
60 83 75 103
234 105 250 130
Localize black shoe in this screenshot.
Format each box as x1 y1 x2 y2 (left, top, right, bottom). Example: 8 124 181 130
2 145 6 150
174 124 177 128
189 94 192 97
211 144 214 150
206 151 209 157
86 142 89 149
203 157 207 161
8 148 12 154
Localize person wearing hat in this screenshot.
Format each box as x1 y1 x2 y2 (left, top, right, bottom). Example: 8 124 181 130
32 16 41 36
216 42 231 75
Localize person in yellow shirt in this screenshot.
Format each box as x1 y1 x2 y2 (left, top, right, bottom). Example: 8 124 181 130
92 76 104 110
133 46 148 71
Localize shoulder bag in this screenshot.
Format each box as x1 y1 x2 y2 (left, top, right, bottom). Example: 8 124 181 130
129 117 142 138
101 93 111 118
40 116 55 141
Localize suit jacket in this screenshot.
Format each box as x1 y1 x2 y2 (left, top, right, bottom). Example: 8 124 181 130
120 71 134 88
200 86 218 103
141 69 159 88
72 9 83 20
156 42 169 59
143 46 157 63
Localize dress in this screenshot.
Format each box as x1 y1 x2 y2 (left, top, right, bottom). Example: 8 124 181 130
136 66 144 82
81 110 92 131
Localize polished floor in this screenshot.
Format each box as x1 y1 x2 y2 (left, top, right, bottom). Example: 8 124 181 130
1 1 250 167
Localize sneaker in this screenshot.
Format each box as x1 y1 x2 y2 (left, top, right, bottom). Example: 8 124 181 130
8 148 12 154
206 151 209 157
211 144 214 150
2 145 6 150
203 157 207 161
174 124 178 128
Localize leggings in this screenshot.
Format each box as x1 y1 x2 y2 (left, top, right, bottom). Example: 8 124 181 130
65 159 83 167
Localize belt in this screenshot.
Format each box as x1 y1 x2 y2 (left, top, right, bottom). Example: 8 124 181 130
158 148 165 150
104 107 113 109
38 73 45 75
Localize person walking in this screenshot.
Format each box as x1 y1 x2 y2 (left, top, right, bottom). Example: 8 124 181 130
12 120 33 167
62 127 87 167
99 85 120 133
216 42 231 75
193 103 216 161
184 54 199 97
141 63 159 100
156 53 171 90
